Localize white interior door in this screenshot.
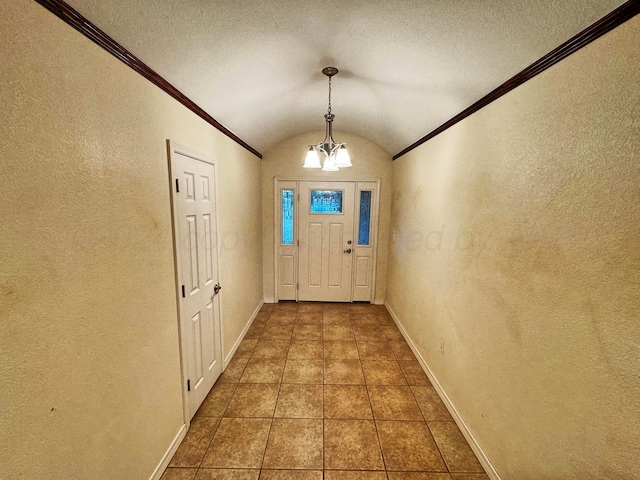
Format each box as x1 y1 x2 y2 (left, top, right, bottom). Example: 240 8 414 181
298 181 355 302
169 144 223 420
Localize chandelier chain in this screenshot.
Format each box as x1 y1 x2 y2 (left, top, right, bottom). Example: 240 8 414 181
327 76 332 115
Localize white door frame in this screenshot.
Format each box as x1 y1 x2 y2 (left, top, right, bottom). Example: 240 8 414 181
167 140 224 424
274 177 381 303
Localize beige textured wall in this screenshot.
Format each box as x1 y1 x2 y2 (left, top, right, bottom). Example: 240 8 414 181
0 2 262 479
262 131 392 303
386 17 640 480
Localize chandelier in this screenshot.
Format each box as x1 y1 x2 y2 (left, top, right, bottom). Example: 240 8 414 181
303 67 351 171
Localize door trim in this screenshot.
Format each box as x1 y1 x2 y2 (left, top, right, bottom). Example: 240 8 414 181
167 140 224 424
274 177 381 303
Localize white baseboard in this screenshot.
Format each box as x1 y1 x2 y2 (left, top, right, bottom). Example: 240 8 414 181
263 297 276 304
224 299 264 368
384 301 502 480
149 424 187 480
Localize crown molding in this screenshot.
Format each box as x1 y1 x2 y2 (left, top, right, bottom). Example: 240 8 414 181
393 0 640 160
34 0 263 159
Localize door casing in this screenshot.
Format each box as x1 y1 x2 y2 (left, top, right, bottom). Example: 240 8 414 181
274 177 381 303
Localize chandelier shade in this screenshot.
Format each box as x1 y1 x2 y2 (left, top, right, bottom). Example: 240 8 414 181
303 67 351 171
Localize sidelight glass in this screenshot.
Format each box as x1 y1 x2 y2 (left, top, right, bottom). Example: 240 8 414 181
310 190 343 214
282 189 294 244
358 190 372 246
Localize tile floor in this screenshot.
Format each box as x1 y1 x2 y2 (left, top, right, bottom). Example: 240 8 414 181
162 302 488 480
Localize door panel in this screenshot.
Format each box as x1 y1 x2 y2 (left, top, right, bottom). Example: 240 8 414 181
355 256 370 287
299 181 355 302
171 147 222 420
275 183 297 300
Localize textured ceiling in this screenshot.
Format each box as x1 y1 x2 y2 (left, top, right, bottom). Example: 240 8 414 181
63 0 625 155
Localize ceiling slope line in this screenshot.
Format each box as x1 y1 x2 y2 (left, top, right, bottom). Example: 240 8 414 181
393 0 640 160
33 0 263 159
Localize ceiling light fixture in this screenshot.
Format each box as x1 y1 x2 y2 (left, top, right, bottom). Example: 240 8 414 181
303 67 351 171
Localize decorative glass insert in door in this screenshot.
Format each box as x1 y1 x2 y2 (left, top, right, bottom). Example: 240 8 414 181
310 190 343 214
358 190 372 246
282 189 294 244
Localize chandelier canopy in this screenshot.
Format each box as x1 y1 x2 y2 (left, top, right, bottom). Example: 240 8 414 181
303 67 351 171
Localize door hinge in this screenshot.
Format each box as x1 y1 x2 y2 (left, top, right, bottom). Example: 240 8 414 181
181 285 186 298
297 239 299 246
187 379 191 391
296 282 299 290
175 178 180 193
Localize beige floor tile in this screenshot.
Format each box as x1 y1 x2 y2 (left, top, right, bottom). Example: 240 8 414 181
450 475 490 480
349 303 375 314
275 384 323 418
324 325 355 340
324 340 359 359
244 322 265 339
252 339 290 358
253 314 269 326
368 385 423 421
282 358 323 384
350 313 379 326
240 357 286 383
296 312 323 325
260 304 274 314
196 469 259 480
167 305 487 480
372 305 388 315
324 419 384 470
234 338 258 359
381 325 405 342
353 324 387 341
263 418 323 469
428 422 484 473
169 417 221 467
325 471 387 480
357 341 396 360
387 473 452 480
389 340 416 360
224 383 279 417
273 302 299 313
288 340 323 359
361 360 407 385
399 360 431 385
376 313 395 326
324 358 365 384
293 324 323 340
160 468 198 480
324 303 349 313
261 324 294 340
297 302 324 314
323 312 351 325
411 386 453 421
218 357 249 383
376 420 446 471
197 382 236 416
259 470 322 480
201 417 271 468
324 385 373 419
268 312 297 325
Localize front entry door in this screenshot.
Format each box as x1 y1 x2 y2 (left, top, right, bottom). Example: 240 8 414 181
298 181 355 302
169 143 223 420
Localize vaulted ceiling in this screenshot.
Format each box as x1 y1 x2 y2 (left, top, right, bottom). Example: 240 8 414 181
64 0 625 156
